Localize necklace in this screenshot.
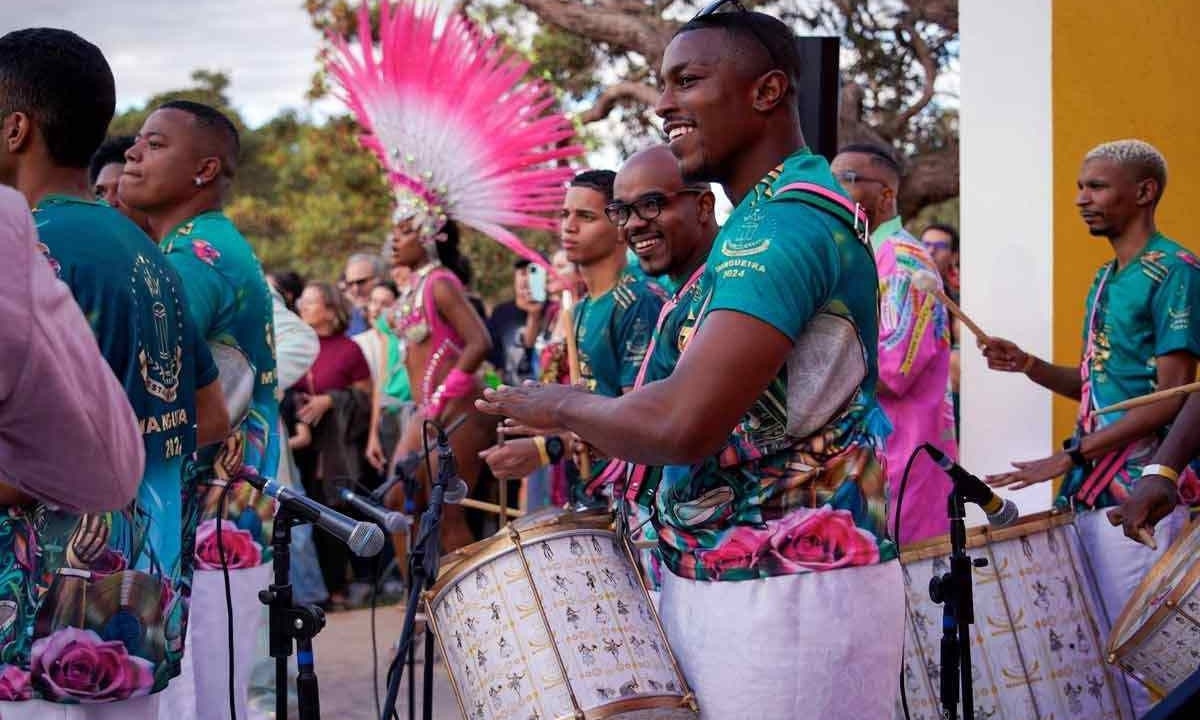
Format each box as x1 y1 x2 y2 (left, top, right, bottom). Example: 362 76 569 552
396 262 442 344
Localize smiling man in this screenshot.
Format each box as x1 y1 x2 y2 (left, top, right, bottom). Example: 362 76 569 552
981 139 1200 718
478 8 902 718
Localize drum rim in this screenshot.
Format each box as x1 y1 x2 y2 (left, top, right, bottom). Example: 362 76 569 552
898 509 1073 563
1105 516 1200 688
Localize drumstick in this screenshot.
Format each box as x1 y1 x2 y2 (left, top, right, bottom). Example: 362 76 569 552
458 497 524 519
1106 508 1159 550
1095 379 1200 415
497 426 509 528
911 270 989 343
560 291 592 478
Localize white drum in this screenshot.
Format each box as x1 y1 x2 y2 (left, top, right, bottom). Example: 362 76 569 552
426 507 698 720
897 511 1129 720
1107 516 1200 697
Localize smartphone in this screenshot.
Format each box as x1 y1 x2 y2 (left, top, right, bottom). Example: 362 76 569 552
527 263 547 303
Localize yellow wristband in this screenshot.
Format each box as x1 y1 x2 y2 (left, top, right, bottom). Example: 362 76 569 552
1021 354 1037 374
533 435 551 467
1141 463 1180 484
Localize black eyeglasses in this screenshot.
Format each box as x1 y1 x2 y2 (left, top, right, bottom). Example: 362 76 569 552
605 189 705 228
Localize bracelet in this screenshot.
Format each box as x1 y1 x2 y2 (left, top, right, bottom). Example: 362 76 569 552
532 436 552 467
1021 354 1037 374
1141 463 1180 484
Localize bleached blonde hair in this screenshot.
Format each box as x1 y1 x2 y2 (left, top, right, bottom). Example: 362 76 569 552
1085 139 1168 200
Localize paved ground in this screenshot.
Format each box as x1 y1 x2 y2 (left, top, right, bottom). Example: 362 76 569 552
262 603 464 720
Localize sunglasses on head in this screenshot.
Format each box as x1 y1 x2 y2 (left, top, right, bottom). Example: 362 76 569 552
689 0 781 77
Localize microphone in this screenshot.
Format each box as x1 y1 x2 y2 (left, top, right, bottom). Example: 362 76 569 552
922 444 1019 527
255 477 386 557
339 487 412 533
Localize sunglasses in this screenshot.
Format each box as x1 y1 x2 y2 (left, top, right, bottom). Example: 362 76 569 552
605 189 705 228
690 0 782 80
834 170 888 187
344 276 374 288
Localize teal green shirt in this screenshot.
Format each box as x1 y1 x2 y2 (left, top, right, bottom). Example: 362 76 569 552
161 212 280 562
1058 233 1200 509
573 270 664 399
652 149 895 582
0 195 217 700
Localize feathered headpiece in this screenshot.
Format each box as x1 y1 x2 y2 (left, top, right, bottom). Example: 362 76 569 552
326 0 583 266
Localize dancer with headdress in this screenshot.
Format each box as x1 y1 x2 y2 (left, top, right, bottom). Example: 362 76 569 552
326 0 582 552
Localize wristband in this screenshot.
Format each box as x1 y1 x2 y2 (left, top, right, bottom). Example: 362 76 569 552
1021 354 1036 374
1141 463 1180 485
532 436 551 467
544 435 565 464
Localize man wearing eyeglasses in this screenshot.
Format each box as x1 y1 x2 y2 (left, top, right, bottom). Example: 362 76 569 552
343 252 384 335
480 170 664 505
832 144 957 545
478 6 903 718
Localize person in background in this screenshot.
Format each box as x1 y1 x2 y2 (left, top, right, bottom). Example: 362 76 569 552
921 222 962 433
292 281 373 608
87 135 152 235
832 143 957 544
343 252 385 335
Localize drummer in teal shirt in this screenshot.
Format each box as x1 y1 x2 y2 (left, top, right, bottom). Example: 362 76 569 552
123 101 280 558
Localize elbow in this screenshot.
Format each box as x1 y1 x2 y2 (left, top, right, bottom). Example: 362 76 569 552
658 417 727 466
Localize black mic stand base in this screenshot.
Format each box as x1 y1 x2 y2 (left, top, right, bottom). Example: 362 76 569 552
261 505 327 720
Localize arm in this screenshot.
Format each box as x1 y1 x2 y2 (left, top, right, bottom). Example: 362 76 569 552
433 277 493 374
980 337 1083 400
0 201 144 511
480 310 794 466
196 378 231 446
989 351 1196 489
271 289 319 390
877 250 949 398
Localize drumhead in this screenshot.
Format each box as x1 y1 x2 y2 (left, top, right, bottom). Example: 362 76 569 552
1109 516 1200 651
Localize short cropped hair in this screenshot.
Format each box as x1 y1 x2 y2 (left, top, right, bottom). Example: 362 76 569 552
156 99 241 179
570 170 617 203
0 28 115 168
88 135 135 185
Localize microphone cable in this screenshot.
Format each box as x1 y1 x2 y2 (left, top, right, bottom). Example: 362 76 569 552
215 474 239 720
894 445 926 720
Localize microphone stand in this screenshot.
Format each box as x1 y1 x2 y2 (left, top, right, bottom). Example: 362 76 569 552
259 501 327 720
929 489 987 720
381 425 451 720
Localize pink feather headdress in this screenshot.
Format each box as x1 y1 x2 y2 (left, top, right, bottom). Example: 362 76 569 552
326 0 583 267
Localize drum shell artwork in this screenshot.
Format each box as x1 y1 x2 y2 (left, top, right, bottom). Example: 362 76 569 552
1106 517 1200 697
426 508 697 720
896 511 1129 720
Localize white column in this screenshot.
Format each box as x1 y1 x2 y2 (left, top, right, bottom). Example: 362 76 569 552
959 0 1055 518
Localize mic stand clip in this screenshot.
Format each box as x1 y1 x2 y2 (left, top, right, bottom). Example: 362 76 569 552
929 489 987 720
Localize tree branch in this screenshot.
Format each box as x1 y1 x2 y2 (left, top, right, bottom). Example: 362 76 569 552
577 81 662 124
887 16 938 137
907 0 958 33
898 142 959 219
514 0 677 62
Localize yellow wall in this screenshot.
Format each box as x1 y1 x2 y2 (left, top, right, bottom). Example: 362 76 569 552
1051 0 1200 443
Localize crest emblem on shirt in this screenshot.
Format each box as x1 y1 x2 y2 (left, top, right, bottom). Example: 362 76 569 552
134 255 182 402
720 204 771 258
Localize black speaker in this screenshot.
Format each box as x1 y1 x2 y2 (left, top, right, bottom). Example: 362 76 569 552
794 36 840 163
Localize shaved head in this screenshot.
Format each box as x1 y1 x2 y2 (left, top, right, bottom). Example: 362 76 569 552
156 100 239 180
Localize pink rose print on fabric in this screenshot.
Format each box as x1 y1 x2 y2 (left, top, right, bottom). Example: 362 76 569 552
194 519 262 569
192 239 221 266
30 627 154 702
766 506 880 573
0 664 33 701
703 524 772 578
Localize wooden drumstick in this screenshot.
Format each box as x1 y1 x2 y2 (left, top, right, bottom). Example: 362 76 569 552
1095 379 1200 415
496 426 509 528
1106 508 1159 550
458 497 525 519
560 291 592 478
911 270 990 343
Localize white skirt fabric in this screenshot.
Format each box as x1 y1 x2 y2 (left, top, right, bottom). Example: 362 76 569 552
659 559 905 720
1074 505 1189 719
157 563 272 720
0 693 159 720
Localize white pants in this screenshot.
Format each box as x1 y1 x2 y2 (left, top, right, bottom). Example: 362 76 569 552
660 560 905 720
1075 506 1188 719
158 563 272 720
0 694 159 720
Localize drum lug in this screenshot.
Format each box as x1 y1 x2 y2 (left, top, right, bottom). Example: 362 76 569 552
682 692 699 711
972 558 989 568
